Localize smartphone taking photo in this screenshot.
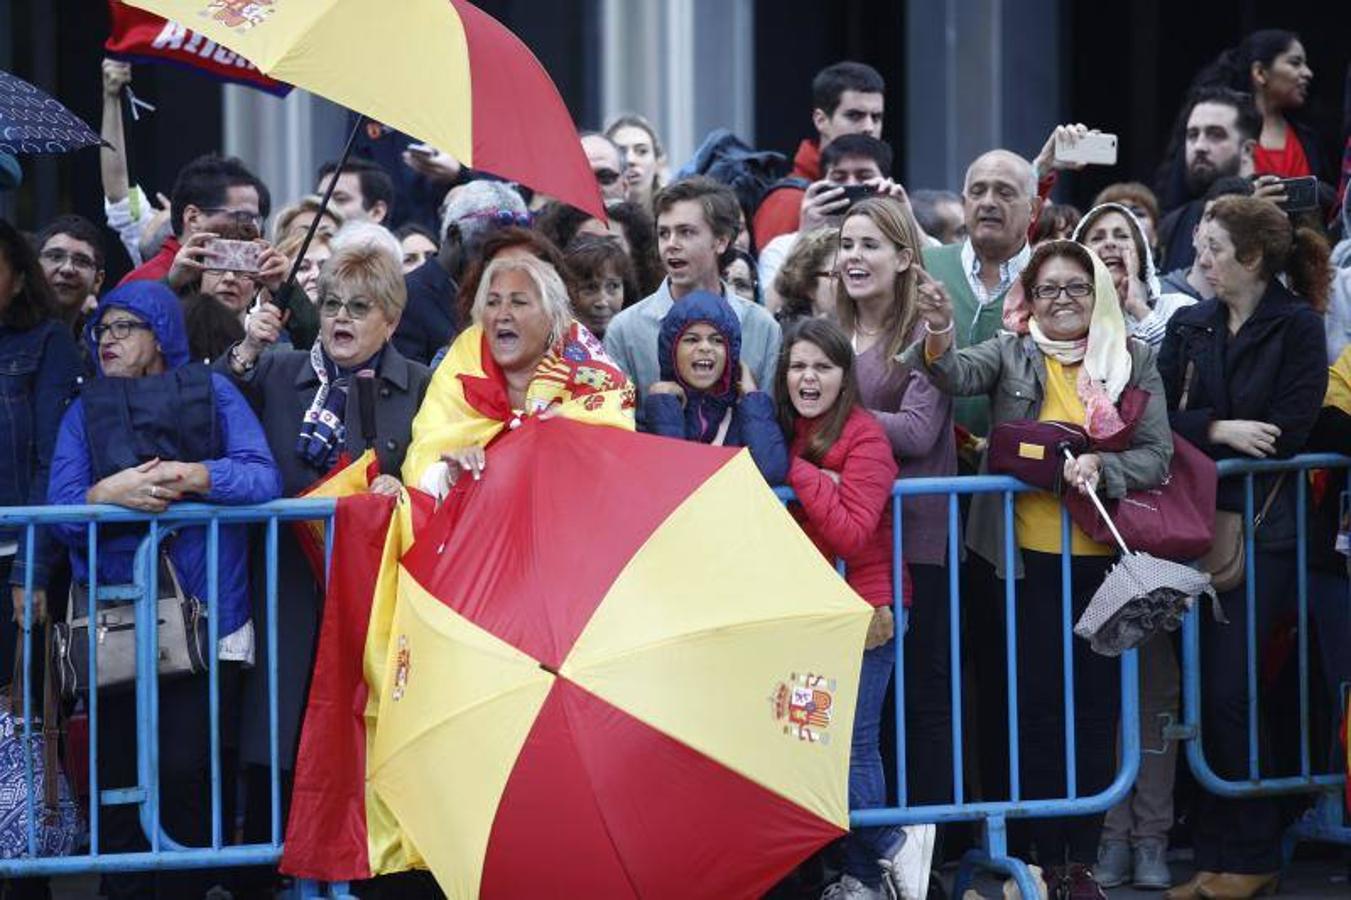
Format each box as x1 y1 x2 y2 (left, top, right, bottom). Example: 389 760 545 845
1275 175 1318 213
1054 131 1118 167
204 238 263 274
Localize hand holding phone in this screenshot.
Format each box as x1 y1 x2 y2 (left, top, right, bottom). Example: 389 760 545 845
1274 175 1318 213
204 238 262 274
1054 131 1118 167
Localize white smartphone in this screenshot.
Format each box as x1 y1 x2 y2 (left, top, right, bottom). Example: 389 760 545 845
1054 131 1118 166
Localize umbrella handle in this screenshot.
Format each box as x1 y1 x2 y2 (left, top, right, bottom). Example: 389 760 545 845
1062 447 1132 555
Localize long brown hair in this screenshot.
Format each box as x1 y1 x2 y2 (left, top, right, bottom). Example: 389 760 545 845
774 318 863 464
834 196 923 362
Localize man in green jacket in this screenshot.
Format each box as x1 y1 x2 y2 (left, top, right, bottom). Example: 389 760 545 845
921 149 1037 438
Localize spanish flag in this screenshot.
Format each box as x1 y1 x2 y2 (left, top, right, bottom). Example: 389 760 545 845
402 321 636 487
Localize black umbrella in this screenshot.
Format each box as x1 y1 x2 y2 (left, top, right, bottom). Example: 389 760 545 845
0 69 102 156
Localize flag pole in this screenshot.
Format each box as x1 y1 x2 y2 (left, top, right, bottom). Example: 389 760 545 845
272 113 366 349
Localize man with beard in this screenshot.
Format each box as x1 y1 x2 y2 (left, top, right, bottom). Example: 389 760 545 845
36 215 106 338
1156 87 1263 272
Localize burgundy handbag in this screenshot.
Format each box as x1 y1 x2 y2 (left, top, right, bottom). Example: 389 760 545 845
988 420 1089 493
1065 427 1219 560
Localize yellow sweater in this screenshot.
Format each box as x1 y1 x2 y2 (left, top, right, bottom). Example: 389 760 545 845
1015 358 1113 556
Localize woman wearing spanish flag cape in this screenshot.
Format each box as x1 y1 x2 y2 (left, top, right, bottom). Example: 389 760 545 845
403 252 636 492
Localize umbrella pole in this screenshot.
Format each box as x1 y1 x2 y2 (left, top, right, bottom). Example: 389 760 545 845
271 113 366 342
1062 448 1132 555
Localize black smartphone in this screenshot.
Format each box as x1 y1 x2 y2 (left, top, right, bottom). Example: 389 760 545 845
1276 175 1318 213
839 184 876 207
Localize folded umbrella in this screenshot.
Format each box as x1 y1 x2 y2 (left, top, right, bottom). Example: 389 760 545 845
0 69 103 155
1064 449 1219 656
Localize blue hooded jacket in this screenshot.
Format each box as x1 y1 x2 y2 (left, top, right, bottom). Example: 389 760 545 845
642 291 788 483
48 281 281 635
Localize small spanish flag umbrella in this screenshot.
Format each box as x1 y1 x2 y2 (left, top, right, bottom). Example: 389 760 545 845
123 0 606 218
369 418 872 898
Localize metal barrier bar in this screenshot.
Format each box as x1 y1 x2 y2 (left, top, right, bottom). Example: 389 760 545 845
1179 454 1350 851
0 499 335 880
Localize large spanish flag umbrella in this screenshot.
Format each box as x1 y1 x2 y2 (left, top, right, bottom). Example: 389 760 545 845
124 0 605 219
370 418 873 898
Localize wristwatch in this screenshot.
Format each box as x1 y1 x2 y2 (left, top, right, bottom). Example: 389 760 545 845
230 343 257 373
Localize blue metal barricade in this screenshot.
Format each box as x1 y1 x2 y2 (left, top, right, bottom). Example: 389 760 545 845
0 453 1343 896
780 473 1141 899
0 498 351 898
1178 454 1351 856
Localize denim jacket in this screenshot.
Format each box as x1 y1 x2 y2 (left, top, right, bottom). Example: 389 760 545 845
0 319 81 588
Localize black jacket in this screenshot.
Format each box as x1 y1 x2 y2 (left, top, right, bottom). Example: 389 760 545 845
1158 282 1328 548
393 259 459 366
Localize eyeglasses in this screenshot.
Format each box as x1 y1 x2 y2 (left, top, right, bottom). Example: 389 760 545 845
458 208 533 228
40 249 98 271
92 320 152 342
593 168 622 187
1031 281 1093 301
198 206 265 230
319 296 377 320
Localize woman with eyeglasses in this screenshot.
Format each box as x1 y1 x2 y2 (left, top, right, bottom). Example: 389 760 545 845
905 240 1172 896
217 242 431 880
47 279 281 898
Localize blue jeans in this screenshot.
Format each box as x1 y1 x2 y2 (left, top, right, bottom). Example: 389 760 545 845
844 637 904 887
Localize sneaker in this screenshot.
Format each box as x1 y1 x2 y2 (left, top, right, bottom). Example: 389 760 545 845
1095 841 1131 888
1057 866 1108 900
1131 839 1171 890
879 824 936 900
822 874 885 900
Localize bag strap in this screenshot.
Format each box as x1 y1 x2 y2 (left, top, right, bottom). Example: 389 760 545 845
9 633 23 714
711 408 734 447
1179 360 1196 412
41 620 59 813
1254 472 1289 529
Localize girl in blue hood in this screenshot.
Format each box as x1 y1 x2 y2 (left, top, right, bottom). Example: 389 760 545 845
642 290 788 482
46 279 281 897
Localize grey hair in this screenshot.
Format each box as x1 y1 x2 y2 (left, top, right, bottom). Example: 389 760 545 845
329 221 402 269
439 180 528 244
471 254 573 349
963 149 1037 198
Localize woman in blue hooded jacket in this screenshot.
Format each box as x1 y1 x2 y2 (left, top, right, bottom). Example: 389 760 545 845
642 290 788 482
47 280 280 899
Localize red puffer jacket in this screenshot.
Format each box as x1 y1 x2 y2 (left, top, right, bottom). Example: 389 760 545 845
787 407 909 607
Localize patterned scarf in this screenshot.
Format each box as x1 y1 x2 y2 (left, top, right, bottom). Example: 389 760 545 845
1010 243 1133 441
297 343 384 471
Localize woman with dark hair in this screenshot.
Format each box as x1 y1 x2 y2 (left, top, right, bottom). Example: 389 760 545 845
564 234 638 338
1031 203 1083 247
776 317 908 900
911 240 1172 896
0 218 81 674
1184 30 1327 185
394 222 439 274
604 200 664 296
1157 196 1330 900
722 247 760 305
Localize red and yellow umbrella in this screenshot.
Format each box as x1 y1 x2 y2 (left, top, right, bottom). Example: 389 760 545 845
369 418 872 898
125 0 606 218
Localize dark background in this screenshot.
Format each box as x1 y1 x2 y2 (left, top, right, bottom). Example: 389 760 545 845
6 0 1348 280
